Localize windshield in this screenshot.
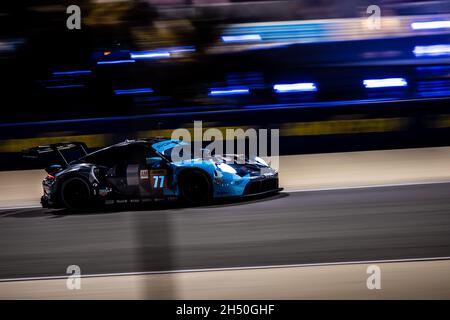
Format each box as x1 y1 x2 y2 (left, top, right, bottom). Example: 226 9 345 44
162 145 211 162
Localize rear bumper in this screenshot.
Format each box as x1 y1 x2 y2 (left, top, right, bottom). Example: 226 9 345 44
40 195 50 208
41 179 60 208
41 194 60 208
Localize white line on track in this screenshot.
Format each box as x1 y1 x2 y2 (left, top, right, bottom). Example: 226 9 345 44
1 256 450 283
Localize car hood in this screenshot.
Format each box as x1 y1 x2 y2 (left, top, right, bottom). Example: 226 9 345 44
213 154 276 177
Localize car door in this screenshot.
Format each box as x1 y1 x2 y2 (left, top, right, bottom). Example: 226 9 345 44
106 144 170 199
99 147 132 196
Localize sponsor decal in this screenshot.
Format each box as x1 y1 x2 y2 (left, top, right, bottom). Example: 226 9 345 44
150 169 168 189
99 187 111 197
140 169 149 179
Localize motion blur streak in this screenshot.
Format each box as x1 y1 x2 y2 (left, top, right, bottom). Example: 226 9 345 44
208 87 250 96
114 88 154 95
363 78 408 88
411 20 450 30
52 70 92 76
413 45 450 57
45 84 84 89
130 51 170 59
97 59 135 65
221 34 262 43
273 83 317 93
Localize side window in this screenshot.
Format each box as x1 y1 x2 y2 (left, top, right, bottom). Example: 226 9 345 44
126 145 158 164
82 144 158 166
83 147 123 167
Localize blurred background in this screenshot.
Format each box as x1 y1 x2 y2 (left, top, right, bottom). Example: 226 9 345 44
1 0 450 169
2 0 450 300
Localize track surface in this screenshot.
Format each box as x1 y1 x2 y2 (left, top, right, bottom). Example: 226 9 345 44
1 183 450 279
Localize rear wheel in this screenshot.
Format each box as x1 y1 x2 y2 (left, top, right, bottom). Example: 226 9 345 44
61 177 92 211
179 170 212 205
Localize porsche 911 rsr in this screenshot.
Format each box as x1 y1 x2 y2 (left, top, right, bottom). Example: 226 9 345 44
24 138 282 210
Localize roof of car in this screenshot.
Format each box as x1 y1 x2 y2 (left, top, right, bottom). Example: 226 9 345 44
79 138 169 160
110 137 168 148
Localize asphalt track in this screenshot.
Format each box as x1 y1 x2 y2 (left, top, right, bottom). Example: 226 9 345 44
1 182 450 280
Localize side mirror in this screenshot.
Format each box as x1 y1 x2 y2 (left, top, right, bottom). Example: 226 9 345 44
146 156 163 166
45 164 62 175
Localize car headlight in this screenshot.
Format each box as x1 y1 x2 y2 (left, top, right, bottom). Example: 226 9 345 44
216 162 237 174
254 156 269 166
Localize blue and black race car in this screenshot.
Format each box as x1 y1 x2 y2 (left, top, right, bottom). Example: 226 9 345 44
25 138 281 210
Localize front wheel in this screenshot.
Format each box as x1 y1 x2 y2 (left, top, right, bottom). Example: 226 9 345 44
179 170 212 205
60 177 92 211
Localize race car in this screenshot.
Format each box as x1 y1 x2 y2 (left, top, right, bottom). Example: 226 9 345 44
24 138 281 210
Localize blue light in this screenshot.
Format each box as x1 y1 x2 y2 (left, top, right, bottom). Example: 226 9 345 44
411 20 450 30
273 83 317 93
416 66 450 77
363 78 408 88
45 84 84 89
221 34 262 43
413 45 450 57
417 80 450 97
130 51 170 59
52 70 91 76
114 88 154 95
168 46 196 53
208 87 250 96
129 46 195 59
97 60 135 65
0 97 414 129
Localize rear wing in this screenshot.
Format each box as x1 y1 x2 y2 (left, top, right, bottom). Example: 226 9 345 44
22 142 88 167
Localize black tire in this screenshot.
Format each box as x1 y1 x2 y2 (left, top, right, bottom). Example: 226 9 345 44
179 170 212 205
60 177 92 211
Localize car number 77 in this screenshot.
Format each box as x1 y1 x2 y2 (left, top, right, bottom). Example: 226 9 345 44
153 175 165 188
